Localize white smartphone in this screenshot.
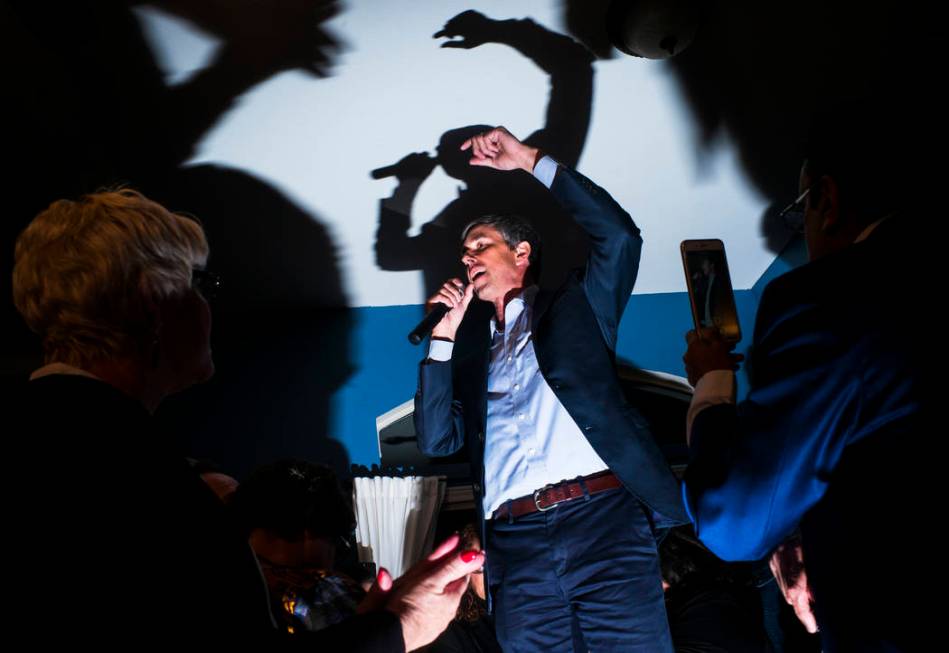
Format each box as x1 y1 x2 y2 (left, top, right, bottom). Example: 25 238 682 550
680 239 742 343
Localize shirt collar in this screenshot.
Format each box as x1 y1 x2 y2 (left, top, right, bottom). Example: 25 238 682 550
490 285 539 337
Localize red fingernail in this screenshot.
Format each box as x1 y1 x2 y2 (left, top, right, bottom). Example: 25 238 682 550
377 568 387 583
460 550 480 563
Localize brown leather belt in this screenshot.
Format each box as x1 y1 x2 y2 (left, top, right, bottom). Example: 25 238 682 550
491 470 622 521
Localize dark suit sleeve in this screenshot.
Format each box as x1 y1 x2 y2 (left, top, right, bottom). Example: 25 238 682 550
547 166 642 352
414 357 466 457
684 281 870 561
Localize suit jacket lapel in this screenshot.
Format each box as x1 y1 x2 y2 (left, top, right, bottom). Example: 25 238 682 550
531 287 555 332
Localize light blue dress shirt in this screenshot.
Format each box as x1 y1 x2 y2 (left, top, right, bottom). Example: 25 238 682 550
428 156 609 517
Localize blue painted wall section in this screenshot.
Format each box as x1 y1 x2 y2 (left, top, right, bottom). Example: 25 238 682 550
332 236 811 466
616 290 758 399
334 234 813 466
332 289 762 467
330 304 429 467
753 235 808 299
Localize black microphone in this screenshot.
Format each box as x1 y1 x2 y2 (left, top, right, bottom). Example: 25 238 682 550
372 153 437 180
370 164 400 180
408 303 451 345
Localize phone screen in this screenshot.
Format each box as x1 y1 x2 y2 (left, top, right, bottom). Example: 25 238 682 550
683 245 741 342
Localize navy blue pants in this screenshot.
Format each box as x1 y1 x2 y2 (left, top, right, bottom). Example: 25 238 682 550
486 487 672 652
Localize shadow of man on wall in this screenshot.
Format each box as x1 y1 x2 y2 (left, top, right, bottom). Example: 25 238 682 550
373 11 596 306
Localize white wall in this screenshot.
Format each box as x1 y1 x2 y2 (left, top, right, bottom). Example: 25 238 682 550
135 0 772 306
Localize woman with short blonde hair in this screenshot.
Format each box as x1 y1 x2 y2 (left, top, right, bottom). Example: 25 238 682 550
11 188 483 647
14 189 209 369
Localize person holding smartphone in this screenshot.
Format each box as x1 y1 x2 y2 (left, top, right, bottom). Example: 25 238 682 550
680 102 932 651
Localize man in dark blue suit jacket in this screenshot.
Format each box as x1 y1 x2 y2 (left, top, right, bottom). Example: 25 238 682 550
415 126 687 651
682 108 932 651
